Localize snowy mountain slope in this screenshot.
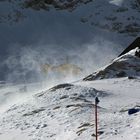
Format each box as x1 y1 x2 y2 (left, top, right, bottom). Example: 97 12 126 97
81 0 140 37
83 47 140 81
0 47 140 140
0 83 107 140
2 0 140 38
0 77 140 140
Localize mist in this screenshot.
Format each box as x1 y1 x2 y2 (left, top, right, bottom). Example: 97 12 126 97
2 37 121 86
0 0 134 87
0 37 121 114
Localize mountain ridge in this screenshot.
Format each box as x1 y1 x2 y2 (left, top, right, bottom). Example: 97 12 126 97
83 42 140 81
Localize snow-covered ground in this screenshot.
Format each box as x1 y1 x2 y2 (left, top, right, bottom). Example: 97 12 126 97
0 48 139 140
0 77 140 140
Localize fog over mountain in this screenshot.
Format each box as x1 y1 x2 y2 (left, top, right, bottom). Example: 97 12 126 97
0 0 140 83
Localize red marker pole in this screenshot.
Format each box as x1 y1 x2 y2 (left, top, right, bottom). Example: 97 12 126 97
95 97 99 140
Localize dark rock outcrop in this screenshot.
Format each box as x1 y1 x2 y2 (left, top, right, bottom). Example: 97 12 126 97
118 37 140 57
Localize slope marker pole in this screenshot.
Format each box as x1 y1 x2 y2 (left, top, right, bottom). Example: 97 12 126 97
95 96 99 140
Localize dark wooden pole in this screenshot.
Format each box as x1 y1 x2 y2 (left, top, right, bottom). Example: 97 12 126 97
95 100 98 140
95 97 99 140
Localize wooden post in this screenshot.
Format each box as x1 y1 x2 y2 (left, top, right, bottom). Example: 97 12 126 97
95 97 99 140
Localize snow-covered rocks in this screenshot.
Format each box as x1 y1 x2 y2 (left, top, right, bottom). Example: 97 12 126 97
77 0 140 37
83 47 140 81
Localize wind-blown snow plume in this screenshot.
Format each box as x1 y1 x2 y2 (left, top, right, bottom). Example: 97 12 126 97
109 0 124 6
3 38 120 86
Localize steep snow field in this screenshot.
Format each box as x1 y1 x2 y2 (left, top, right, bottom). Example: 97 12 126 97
0 47 140 140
